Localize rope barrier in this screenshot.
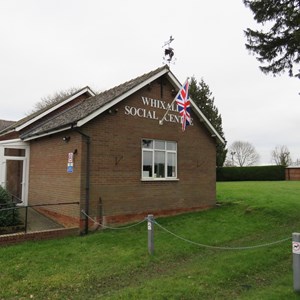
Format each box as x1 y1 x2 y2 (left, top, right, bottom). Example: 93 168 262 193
81 210 291 250
81 210 146 230
153 220 291 250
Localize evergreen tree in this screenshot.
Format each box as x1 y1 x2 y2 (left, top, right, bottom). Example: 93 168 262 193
244 0 300 78
189 77 227 166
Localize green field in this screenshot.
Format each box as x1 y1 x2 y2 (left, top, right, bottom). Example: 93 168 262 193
1 181 300 299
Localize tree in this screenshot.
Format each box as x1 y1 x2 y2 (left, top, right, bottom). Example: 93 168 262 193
271 145 292 166
243 0 300 78
228 141 260 167
189 77 227 167
294 158 300 165
28 87 80 114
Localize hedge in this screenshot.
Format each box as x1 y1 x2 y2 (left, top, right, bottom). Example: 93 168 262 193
0 187 20 227
217 165 286 181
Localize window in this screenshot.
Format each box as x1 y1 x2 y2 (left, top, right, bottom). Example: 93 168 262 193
4 148 25 157
142 139 177 180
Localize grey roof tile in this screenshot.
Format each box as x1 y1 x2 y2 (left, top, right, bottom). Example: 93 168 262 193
0 86 93 135
21 66 168 139
0 119 15 131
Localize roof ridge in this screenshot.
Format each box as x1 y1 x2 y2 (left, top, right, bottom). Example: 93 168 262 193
97 65 169 97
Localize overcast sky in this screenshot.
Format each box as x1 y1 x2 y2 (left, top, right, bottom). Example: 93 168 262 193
0 0 299 164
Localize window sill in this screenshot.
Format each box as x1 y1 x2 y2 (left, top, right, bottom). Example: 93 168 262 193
141 178 179 182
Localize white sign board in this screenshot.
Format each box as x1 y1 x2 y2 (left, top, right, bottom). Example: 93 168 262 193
293 241 300 254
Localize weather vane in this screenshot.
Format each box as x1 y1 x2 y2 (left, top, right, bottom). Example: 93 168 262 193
162 35 176 66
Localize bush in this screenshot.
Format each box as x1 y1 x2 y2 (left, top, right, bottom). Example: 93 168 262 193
0 187 20 227
217 165 286 181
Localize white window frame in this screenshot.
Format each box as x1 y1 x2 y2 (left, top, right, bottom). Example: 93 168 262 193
141 139 178 181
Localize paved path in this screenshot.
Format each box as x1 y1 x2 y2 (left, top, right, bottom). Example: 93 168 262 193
19 208 63 232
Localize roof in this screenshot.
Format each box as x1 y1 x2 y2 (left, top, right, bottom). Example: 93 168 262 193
0 86 95 136
0 119 15 131
20 66 170 139
15 66 224 144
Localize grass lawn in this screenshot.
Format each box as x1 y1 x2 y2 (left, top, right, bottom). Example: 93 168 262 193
1 181 300 299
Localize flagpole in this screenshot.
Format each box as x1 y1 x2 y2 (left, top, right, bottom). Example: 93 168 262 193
159 78 189 126
159 97 177 125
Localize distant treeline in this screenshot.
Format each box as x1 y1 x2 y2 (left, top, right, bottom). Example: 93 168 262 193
217 165 286 181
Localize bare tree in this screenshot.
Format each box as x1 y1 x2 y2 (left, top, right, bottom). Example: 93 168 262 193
27 87 80 115
294 158 300 166
271 145 292 167
228 141 260 167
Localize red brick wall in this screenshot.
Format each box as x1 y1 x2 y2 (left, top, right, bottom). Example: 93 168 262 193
0 131 19 141
82 78 217 224
27 77 218 228
28 132 83 222
0 228 79 247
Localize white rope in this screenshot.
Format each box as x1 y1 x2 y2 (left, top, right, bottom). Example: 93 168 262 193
153 220 291 250
81 210 146 230
99 219 146 230
81 210 291 250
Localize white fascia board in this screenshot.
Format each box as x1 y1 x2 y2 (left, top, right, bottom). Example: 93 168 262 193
167 71 225 145
0 128 15 136
77 68 169 127
191 102 225 144
16 87 95 132
0 138 25 145
23 126 73 141
166 71 182 89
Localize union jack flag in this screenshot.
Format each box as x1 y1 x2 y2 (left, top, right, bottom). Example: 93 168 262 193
175 79 191 131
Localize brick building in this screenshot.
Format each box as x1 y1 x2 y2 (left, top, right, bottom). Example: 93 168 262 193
0 66 224 232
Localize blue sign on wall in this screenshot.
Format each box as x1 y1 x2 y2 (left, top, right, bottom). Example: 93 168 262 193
67 164 73 173
67 152 74 173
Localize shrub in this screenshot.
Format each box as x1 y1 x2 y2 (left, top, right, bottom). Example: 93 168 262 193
0 187 20 227
217 165 286 181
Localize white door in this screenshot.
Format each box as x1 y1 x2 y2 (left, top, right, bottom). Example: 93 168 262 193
0 142 29 206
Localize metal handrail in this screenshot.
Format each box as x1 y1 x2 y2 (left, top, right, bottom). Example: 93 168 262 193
0 202 80 234
0 201 80 212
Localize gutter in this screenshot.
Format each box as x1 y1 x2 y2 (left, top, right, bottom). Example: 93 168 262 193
74 128 91 235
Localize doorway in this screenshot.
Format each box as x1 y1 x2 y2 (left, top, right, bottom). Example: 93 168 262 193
0 142 29 206
5 159 24 203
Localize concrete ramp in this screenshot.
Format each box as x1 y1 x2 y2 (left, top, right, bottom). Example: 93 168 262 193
20 208 64 232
